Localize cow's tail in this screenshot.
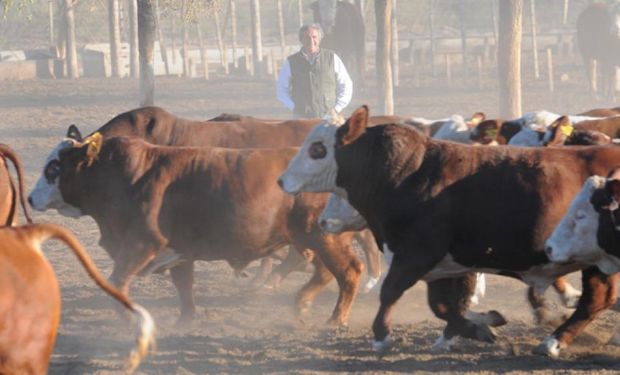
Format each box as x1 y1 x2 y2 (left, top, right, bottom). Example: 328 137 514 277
26 223 156 374
0 143 32 224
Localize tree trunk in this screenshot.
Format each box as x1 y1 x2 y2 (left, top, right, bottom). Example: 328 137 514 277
108 0 122 77
498 0 522 118
391 0 399 87
276 0 286 59
48 1 54 46
153 0 170 75
215 10 228 74
297 0 303 28
128 0 139 78
57 0 67 62
230 0 238 68
138 0 156 105
64 0 78 78
197 21 209 80
355 0 365 22
375 0 393 115
181 4 190 77
250 0 263 77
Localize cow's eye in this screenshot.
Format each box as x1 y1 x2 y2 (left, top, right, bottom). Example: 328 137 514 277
308 142 327 159
44 160 61 183
575 211 586 221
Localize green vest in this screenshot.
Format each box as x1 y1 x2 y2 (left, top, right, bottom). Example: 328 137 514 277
288 49 336 118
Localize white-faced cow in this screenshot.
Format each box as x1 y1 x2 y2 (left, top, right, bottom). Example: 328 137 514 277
29 135 365 326
278 105 620 357
0 223 154 375
546 168 620 275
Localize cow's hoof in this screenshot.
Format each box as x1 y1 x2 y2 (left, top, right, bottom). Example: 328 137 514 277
363 276 380 293
431 334 457 351
372 335 393 354
473 323 497 343
608 331 620 346
326 316 348 328
560 289 582 309
533 336 562 358
296 300 312 315
465 310 507 327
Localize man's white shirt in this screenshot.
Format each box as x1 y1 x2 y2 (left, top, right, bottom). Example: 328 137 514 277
276 50 353 114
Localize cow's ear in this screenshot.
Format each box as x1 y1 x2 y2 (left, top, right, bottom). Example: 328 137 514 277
67 124 83 142
607 178 620 204
342 105 369 145
545 116 571 146
84 132 103 160
467 112 486 128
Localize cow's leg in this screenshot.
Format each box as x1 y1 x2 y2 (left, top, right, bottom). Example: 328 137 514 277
294 254 334 317
551 276 581 309
427 274 505 351
527 284 562 326
314 240 364 326
264 247 312 289
108 243 157 296
354 231 382 293
169 261 196 324
534 267 619 357
372 250 439 352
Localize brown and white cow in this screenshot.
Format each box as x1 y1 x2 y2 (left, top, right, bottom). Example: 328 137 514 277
29 135 364 326
278 105 620 357
0 223 154 375
546 167 620 274
542 115 620 147
62 106 395 290
0 143 32 225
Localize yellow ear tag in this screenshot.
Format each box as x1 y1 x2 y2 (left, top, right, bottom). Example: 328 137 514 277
484 128 498 139
84 132 103 158
560 125 574 137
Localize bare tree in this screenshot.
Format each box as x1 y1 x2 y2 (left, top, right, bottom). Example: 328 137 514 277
138 0 156 105
108 0 122 77
498 0 522 118
375 0 393 115
128 0 139 78
249 0 263 77
64 0 78 78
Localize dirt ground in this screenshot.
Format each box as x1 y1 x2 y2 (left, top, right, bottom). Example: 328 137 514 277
3 59 620 374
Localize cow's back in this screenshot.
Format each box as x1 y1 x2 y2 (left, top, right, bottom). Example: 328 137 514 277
0 157 15 226
0 229 60 375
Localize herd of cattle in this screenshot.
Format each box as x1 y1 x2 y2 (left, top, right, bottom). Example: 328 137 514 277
4 104 620 372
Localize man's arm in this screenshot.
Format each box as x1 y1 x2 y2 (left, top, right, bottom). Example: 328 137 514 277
333 54 353 113
276 59 295 111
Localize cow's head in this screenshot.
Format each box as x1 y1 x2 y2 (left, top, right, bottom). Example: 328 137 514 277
278 105 369 196
318 193 367 233
28 129 103 218
431 112 485 144
545 171 620 274
469 119 503 145
542 116 574 146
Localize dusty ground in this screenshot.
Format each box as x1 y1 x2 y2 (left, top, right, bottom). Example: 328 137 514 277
2 60 620 374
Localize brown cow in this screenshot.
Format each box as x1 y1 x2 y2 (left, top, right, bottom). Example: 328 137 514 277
543 115 620 146
279 105 620 357
0 223 154 375
66 106 393 287
29 135 364 325
0 144 32 225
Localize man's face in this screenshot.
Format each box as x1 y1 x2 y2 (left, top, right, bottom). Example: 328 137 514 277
301 28 321 55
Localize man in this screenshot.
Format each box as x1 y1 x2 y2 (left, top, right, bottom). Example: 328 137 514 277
277 23 353 118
